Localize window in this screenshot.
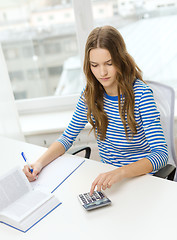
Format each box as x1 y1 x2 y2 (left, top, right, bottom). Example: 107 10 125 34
22 46 34 58
9 71 24 81
48 66 63 76
0 0 177 115
0 0 84 101
26 69 40 79
44 42 61 55
3 47 20 60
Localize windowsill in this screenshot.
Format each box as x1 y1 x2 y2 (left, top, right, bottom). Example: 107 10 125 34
20 110 91 136
20 100 177 138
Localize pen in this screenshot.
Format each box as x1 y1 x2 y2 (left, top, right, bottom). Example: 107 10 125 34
21 152 33 174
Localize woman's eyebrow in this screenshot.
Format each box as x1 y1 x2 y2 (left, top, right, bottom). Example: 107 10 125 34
89 59 112 64
106 59 112 62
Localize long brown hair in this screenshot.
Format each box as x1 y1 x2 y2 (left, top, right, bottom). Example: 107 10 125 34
83 26 143 140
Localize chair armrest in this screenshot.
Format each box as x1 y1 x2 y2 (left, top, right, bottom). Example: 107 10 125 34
68 146 91 159
153 164 176 181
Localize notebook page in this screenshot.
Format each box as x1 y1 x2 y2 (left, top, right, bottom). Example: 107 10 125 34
0 166 31 211
31 153 85 193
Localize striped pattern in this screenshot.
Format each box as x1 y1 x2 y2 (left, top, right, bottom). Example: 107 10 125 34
57 79 168 172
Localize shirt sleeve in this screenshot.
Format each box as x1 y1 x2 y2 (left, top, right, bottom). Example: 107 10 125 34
139 87 168 171
57 93 88 151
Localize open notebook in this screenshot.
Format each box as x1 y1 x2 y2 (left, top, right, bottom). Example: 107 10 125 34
0 153 85 232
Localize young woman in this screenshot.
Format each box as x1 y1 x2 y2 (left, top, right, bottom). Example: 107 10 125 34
23 26 168 195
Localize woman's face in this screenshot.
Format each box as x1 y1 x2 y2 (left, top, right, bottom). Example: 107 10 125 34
89 48 118 96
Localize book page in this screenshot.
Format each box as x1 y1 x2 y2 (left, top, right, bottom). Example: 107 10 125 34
20 196 60 232
1 190 52 222
0 166 31 211
31 153 85 193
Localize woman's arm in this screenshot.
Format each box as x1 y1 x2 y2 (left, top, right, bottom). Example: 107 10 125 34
90 157 153 195
23 91 88 182
138 86 168 171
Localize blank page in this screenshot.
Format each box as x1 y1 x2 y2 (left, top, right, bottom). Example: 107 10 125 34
31 153 85 193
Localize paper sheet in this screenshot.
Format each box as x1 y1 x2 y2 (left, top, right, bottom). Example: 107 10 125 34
31 153 85 193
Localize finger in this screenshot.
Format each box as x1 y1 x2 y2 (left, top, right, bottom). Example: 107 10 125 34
90 181 97 196
102 177 111 190
90 173 107 195
107 183 112 188
32 172 38 181
23 165 32 177
90 176 101 195
107 180 113 188
28 166 38 181
96 184 102 192
23 166 34 181
23 165 38 182
96 177 107 192
32 168 39 178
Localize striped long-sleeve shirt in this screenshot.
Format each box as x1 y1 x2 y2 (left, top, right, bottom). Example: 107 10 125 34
57 79 168 172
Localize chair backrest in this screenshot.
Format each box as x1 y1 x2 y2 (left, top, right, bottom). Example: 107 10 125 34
146 80 177 167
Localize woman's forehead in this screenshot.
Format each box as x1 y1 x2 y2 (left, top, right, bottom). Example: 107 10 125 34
89 48 111 62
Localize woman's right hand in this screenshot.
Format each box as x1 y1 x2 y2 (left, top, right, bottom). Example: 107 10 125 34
23 161 43 182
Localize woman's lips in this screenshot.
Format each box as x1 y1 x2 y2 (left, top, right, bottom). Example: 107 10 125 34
100 77 110 81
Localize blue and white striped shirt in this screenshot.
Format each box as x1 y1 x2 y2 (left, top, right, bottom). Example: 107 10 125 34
57 79 168 172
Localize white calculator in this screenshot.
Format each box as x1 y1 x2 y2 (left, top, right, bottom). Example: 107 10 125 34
78 191 111 210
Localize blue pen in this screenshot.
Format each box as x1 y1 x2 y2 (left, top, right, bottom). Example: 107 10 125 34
21 152 33 174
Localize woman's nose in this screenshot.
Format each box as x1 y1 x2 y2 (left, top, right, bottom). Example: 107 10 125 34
100 66 108 77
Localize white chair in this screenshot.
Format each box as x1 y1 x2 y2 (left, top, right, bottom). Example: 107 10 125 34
145 81 176 180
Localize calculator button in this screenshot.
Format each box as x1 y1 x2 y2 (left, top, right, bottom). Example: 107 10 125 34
85 195 92 203
91 196 97 201
97 192 105 198
94 192 101 200
80 196 85 200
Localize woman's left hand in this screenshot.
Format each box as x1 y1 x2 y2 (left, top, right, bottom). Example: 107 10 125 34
90 168 124 195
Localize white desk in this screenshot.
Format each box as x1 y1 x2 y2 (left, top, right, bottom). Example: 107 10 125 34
0 136 177 240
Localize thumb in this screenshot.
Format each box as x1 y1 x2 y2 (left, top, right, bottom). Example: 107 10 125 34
32 168 39 177
32 169 39 180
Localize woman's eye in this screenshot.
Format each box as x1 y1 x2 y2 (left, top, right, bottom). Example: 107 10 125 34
107 63 112 66
91 64 97 67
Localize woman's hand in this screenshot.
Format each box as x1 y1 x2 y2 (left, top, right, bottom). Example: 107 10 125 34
90 168 124 195
23 161 43 182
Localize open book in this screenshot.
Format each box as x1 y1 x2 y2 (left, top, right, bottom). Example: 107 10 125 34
0 166 61 233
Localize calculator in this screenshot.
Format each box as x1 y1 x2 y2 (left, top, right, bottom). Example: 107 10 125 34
78 191 111 210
